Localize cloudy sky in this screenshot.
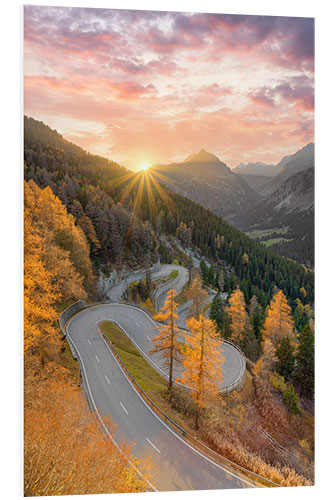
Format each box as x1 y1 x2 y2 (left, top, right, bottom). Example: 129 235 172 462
24 5 314 171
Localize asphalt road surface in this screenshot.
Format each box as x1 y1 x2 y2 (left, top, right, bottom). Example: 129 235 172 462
66 304 255 491
153 265 189 311
107 263 189 310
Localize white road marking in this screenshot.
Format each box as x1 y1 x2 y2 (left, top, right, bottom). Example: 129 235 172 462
146 334 151 341
104 374 110 384
135 321 140 328
95 354 100 363
146 437 160 454
88 339 91 345
120 402 128 415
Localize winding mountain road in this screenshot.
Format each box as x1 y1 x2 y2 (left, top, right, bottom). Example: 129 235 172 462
66 304 255 491
105 265 243 391
64 262 253 490
106 263 187 305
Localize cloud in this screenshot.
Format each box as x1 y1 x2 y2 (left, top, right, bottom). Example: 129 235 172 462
24 5 314 170
248 87 276 107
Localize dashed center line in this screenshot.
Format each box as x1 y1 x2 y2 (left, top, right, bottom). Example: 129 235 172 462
145 437 160 454
135 321 140 328
95 354 100 363
120 402 128 415
88 339 91 345
146 334 151 341
104 374 110 384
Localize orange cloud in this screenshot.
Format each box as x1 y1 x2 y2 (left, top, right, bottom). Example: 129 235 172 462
24 6 314 171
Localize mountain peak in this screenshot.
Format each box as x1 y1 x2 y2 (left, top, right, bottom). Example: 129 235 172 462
184 149 221 163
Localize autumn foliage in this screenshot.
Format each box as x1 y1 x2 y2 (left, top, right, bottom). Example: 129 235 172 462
185 276 209 319
225 287 249 345
152 289 183 391
180 315 224 428
24 378 153 496
261 290 294 346
24 179 95 352
24 209 60 352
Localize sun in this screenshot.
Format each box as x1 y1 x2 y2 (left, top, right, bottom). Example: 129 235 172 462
141 163 149 171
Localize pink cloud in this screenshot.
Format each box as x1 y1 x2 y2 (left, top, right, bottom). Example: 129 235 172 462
24 6 314 171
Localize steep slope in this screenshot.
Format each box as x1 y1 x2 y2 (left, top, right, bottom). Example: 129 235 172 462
235 168 314 267
151 149 260 224
261 143 314 196
235 174 272 194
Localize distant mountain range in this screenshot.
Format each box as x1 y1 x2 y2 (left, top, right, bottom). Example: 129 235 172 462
259 143 314 197
233 161 277 177
233 143 314 196
150 149 260 225
152 144 314 267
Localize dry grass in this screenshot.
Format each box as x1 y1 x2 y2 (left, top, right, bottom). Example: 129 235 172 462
24 377 154 496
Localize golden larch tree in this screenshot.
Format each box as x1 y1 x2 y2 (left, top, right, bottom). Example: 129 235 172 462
226 288 249 345
25 179 94 294
151 289 182 391
185 275 209 320
261 289 294 346
253 339 278 377
180 315 224 429
24 209 60 352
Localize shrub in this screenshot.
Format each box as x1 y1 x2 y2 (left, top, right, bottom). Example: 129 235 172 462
283 384 299 415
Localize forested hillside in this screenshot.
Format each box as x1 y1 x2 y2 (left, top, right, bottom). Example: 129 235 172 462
24 178 152 495
24 116 314 314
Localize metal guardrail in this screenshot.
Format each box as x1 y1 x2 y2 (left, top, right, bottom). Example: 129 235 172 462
220 338 246 394
101 328 281 489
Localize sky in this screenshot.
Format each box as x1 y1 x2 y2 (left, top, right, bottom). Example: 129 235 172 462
24 5 314 171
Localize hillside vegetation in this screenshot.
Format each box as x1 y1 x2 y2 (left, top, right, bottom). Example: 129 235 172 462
24 179 153 495
24 116 314 317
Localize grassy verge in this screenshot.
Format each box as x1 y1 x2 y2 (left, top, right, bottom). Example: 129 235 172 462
170 269 179 280
59 337 81 381
56 299 77 314
57 300 81 381
100 320 196 433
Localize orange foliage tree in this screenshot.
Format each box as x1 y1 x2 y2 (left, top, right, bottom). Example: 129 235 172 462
261 289 294 347
226 287 249 345
253 339 278 376
25 179 94 296
185 275 209 320
180 315 224 429
24 209 60 352
151 289 183 391
24 179 95 350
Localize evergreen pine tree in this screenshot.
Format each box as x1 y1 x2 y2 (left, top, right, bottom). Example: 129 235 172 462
293 325 314 399
209 293 223 333
276 337 295 381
